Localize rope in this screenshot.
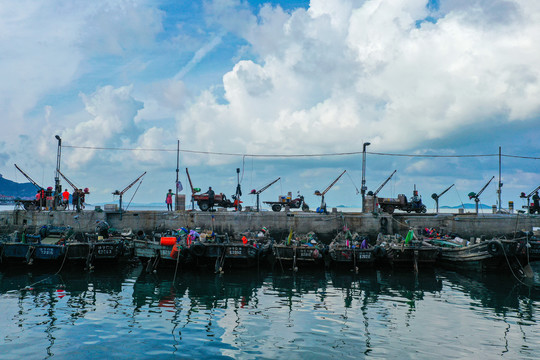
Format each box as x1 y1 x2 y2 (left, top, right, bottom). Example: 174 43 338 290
23 244 70 290
499 240 530 286
292 245 297 272
173 244 181 283
345 172 360 195
125 179 144 211
275 245 284 272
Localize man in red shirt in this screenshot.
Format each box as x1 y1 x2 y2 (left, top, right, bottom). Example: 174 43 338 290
62 189 70 210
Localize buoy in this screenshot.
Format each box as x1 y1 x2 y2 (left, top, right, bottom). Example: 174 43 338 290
161 237 176 246
170 243 179 258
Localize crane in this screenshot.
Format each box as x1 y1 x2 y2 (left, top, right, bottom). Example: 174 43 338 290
58 169 83 210
468 176 494 214
314 170 346 214
57 170 79 191
14 164 43 190
250 177 280 212
14 164 46 210
112 172 146 213
372 170 397 197
367 170 396 212
185 168 202 210
520 184 540 214
431 184 455 213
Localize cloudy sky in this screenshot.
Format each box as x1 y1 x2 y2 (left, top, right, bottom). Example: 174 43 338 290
1 0 539 211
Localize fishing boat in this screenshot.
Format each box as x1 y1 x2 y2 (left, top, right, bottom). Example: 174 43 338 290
426 236 529 273
328 230 383 271
31 238 66 265
269 232 327 271
60 232 91 267
30 225 72 266
524 229 540 262
378 232 439 270
86 231 133 266
1 226 70 266
0 232 33 265
133 229 191 272
189 230 272 272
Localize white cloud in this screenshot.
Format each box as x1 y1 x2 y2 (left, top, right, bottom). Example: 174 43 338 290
184 0 540 156
1 0 539 207
61 85 143 168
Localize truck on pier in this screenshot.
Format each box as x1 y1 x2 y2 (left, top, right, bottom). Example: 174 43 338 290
186 168 239 211
378 191 427 214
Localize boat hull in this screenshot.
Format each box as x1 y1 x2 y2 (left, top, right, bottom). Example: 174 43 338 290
328 247 376 268
385 245 439 268
433 239 527 272
190 242 266 269
133 239 186 269
269 245 325 269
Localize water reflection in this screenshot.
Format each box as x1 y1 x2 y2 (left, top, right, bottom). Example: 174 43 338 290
1 265 539 359
439 268 540 318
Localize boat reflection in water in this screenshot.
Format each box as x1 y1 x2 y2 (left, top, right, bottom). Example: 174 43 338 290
1 265 540 359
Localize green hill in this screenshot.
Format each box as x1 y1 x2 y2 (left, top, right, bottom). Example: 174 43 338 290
0 174 37 199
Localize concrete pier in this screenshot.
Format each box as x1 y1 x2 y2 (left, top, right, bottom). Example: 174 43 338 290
1 209 539 241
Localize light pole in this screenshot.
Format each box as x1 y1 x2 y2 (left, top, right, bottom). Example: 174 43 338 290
54 135 62 210
361 142 371 213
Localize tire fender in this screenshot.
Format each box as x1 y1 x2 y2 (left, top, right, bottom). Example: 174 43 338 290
487 240 503 256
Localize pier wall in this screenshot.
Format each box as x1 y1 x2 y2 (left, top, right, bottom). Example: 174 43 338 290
1 209 539 241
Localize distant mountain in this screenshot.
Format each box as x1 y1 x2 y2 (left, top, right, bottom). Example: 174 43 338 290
0 174 37 199
440 203 492 210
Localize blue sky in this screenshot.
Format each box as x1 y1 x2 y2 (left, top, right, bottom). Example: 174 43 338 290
0 0 539 211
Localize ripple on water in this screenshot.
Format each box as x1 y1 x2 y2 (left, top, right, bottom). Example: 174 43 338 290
2 266 540 359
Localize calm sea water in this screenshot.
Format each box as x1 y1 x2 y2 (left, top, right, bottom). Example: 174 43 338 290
1 264 540 359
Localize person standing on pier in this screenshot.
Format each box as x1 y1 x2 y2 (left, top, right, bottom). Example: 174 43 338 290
72 189 79 211
62 189 70 210
206 187 215 211
79 189 86 210
36 188 45 211
533 191 540 212
166 189 173 211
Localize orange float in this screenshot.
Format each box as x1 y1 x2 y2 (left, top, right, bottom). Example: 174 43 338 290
160 237 176 246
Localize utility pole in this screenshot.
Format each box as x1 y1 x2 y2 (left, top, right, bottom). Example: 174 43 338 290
54 135 62 210
235 168 241 211
361 142 371 212
497 146 502 212
176 139 180 211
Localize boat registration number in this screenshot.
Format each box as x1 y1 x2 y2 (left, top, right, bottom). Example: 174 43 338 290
300 250 313 257
97 245 114 255
38 248 55 256
357 253 371 260
228 247 243 256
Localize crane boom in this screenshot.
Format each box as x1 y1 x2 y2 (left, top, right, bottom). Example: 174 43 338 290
468 176 494 214
437 184 455 198
477 176 494 197
14 164 42 190
113 172 147 196
186 168 195 194
255 177 280 195
57 170 79 191
252 177 280 212
373 170 397 196
524 184 540 198
320 170 347 196
431 183 455 213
